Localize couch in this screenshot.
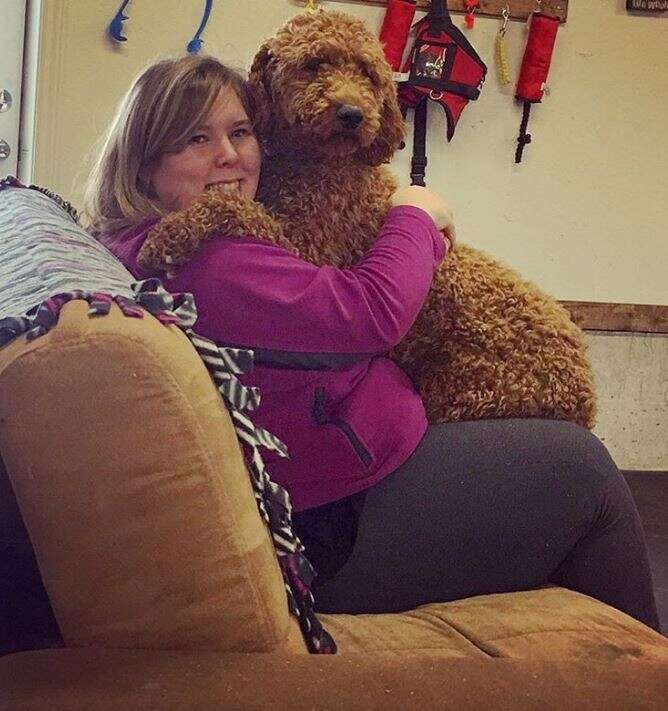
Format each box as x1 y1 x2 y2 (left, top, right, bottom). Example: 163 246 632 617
1 180 667 709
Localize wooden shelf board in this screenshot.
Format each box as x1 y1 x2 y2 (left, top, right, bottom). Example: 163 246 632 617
560 301 668 334
331 1 569 23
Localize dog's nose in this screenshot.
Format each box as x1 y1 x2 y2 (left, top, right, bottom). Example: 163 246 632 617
336 104 363 130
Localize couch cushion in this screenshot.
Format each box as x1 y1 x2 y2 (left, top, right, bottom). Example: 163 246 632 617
320 587 668 660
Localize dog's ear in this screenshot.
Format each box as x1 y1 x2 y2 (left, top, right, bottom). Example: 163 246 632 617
248 43 275 145
355 83 406 167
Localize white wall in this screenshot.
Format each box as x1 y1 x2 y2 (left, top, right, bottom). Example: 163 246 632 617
0 0 26 178
33 0 666 305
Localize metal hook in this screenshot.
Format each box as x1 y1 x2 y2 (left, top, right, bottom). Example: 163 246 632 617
500 4 510 36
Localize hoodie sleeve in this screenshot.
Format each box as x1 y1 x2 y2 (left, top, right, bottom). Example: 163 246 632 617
163 205 447 355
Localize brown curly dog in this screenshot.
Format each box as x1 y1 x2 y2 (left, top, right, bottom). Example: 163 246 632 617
140 9 596 428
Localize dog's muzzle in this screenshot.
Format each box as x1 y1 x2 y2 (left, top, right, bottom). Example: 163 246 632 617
336 104 364 130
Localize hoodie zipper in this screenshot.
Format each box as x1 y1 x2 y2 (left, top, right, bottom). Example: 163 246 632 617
313 387 372 468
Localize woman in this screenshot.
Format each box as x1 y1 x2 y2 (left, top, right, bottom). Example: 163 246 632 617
85 54 659 631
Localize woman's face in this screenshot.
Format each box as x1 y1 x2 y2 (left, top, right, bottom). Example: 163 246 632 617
150 88 262 212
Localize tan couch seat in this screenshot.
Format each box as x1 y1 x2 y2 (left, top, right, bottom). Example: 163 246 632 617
322 587 668 661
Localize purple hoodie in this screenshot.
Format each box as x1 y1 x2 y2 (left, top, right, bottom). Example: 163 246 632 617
101 206 446 510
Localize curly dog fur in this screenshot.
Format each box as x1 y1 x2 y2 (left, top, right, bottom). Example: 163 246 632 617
140 9 596 428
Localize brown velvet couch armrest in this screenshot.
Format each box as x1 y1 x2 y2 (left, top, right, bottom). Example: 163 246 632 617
0 301 305 654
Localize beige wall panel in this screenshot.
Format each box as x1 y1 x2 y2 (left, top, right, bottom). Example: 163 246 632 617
588 333 668 471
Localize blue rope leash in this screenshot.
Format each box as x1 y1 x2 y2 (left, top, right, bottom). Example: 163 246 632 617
187 0 214 54
107 0 214 54
108 0 132 42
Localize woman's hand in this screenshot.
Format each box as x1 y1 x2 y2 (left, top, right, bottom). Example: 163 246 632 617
391 185 456 249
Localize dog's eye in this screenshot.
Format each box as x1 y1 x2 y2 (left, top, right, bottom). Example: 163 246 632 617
360 66 376 83
304 58 324 72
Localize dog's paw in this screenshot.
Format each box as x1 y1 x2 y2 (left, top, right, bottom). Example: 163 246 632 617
137 189 295 271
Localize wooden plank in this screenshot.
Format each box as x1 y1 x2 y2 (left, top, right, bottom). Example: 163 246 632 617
560 302 668 334
330 1 569 23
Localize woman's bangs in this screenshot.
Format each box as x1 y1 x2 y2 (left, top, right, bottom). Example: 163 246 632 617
165 76 229 152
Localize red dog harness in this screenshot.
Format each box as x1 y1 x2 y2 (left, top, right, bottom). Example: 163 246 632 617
380 0 487 185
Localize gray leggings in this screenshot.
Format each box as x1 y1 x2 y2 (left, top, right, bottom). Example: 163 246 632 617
293 419 660 631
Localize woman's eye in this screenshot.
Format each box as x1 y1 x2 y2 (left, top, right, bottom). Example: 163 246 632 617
231 127 251 138
189 134 208 144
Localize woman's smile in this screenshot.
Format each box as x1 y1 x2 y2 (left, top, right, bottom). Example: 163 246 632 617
205 180 243 194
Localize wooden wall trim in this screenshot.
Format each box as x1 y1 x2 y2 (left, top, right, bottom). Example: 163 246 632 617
560 302 668 334
332 1 569 23
33 0 67 189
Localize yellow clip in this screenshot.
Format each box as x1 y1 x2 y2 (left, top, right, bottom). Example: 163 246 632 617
496 4 511 85
496 33 511 85
305 0 318 12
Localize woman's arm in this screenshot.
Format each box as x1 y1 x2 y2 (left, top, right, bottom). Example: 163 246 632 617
165 206 447 355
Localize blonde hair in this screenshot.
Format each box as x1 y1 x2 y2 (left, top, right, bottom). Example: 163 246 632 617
82 54 260 237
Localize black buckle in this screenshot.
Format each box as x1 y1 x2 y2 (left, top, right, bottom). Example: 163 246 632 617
410 156 428 186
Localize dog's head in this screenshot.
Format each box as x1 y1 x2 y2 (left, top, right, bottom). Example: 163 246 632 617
249 10 405 166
